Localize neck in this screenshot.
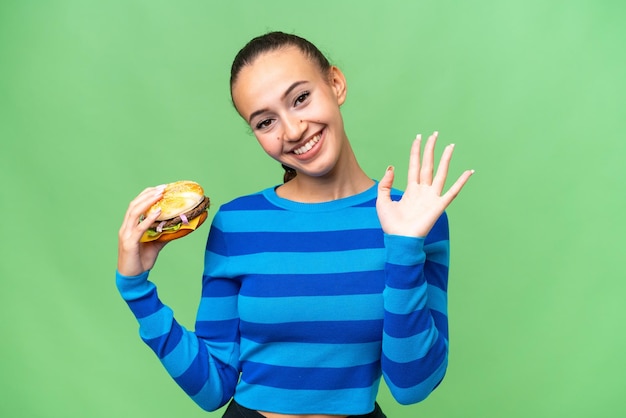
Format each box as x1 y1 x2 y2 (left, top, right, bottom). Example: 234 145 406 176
276 145 374 203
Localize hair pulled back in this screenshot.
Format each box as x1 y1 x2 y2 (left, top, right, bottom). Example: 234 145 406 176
230 32 332 183
230 31 331 90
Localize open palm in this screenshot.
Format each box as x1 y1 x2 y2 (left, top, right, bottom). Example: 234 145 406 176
376 132 473 238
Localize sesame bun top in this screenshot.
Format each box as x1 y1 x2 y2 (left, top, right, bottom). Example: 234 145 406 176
146 180 205 221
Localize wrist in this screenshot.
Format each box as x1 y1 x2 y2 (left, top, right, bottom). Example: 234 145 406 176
384 234 426 265
115 269 152 300
116 263 147 277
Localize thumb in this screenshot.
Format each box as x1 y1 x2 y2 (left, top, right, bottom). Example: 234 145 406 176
377 165 395 204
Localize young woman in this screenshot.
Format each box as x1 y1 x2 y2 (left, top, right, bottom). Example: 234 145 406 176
116 32 473 418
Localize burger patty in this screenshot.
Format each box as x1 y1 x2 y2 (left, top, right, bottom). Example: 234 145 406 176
150 196 210 229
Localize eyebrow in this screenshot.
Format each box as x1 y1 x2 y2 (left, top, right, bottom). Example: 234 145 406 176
247 80 308 124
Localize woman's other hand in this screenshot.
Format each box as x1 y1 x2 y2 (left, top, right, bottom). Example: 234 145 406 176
376 131 474 237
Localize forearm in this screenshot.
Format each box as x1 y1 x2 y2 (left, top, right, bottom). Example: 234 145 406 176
115 271 235 411
381 235 449 404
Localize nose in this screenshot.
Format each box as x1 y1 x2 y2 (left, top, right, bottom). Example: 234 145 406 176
282 115 306 142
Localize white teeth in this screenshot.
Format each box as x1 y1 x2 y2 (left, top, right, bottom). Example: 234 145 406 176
293 134 321 155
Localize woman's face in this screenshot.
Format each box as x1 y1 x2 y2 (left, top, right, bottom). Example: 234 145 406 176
231 47 348 179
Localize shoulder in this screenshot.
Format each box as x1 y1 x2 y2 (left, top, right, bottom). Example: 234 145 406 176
218 187 278 212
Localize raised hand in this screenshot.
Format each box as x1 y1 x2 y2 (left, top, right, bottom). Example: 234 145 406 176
376 131 473 238
117 185 169 276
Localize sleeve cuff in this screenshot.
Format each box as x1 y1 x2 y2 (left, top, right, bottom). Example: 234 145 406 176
115 270 153 300
384 234 426 266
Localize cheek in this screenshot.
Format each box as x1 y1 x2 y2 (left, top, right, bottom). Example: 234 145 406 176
256 135 282 159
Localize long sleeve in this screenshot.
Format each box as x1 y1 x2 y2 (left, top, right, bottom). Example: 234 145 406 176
381 212 450 404
117 185 454 414
116 219 241 411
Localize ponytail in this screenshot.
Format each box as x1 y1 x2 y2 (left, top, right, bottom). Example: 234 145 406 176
282 164 297 183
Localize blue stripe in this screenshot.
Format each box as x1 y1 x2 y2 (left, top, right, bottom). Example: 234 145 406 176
384 310 435 338
385 263 426 289
239 271 384 297
161 333 199 378
240 339 381 368
220 193 280 211
424 240 450 266
241 320 383 344
384 235 426 266
354 195 397 207
189 358 240 410
384 285 447 317
427 284 447 316
218 208 381 233
126 285 165 319
212 229 383 255
424 212 449 244
239 294 383 324
381 338 447 388
205 224 227 254
143 320 183 359
137 306 174 340
424 261 448 291
207 248 385 276
200 276 240 298
190 378 226 411
173 348 210 396
432 310 449 341
115 271 151 300
241 361 379 390
199 340 241 366
382 327 439 364
195 318 239 342
384 284 428 315
196 295 239 321
383 358 447 404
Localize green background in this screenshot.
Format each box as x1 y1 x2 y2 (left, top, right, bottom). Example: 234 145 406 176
1 1 625 417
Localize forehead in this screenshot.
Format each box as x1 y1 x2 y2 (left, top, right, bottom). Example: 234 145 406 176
231 47 323 115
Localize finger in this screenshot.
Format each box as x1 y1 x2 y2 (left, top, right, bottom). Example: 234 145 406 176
377 165 395 205
432 143 455 192
119 200 165 245
122 185 166 229
419 131 438 185
126 185 166 216
407 134 422 183
441 169 474 206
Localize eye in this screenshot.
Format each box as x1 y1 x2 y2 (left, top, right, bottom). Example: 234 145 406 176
255 119 274 130
294 91 310 106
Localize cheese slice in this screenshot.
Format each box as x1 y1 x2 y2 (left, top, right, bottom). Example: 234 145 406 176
140 215 203 243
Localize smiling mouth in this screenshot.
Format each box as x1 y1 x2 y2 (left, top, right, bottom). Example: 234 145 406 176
293 133 322 155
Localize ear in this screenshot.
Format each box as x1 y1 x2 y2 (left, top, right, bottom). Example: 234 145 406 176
329 66 347 106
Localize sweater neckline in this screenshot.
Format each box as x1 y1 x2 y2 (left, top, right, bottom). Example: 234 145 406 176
262 181 378 212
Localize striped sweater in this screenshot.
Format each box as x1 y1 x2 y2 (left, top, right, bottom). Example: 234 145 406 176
116 183 450 415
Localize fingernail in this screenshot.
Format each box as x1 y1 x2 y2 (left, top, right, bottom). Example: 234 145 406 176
450 143 455 148
434 131 439 136
386 165 394 172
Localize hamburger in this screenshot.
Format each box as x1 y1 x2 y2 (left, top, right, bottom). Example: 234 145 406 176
140 180 210 243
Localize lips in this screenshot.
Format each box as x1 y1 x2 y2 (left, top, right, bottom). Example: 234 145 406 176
292 133 322 155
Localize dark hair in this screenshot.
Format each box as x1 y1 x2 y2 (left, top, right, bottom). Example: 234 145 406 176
230 32 332 184
230 31 331 89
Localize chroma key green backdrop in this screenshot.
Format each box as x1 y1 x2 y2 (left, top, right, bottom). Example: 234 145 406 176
1 1 625 417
